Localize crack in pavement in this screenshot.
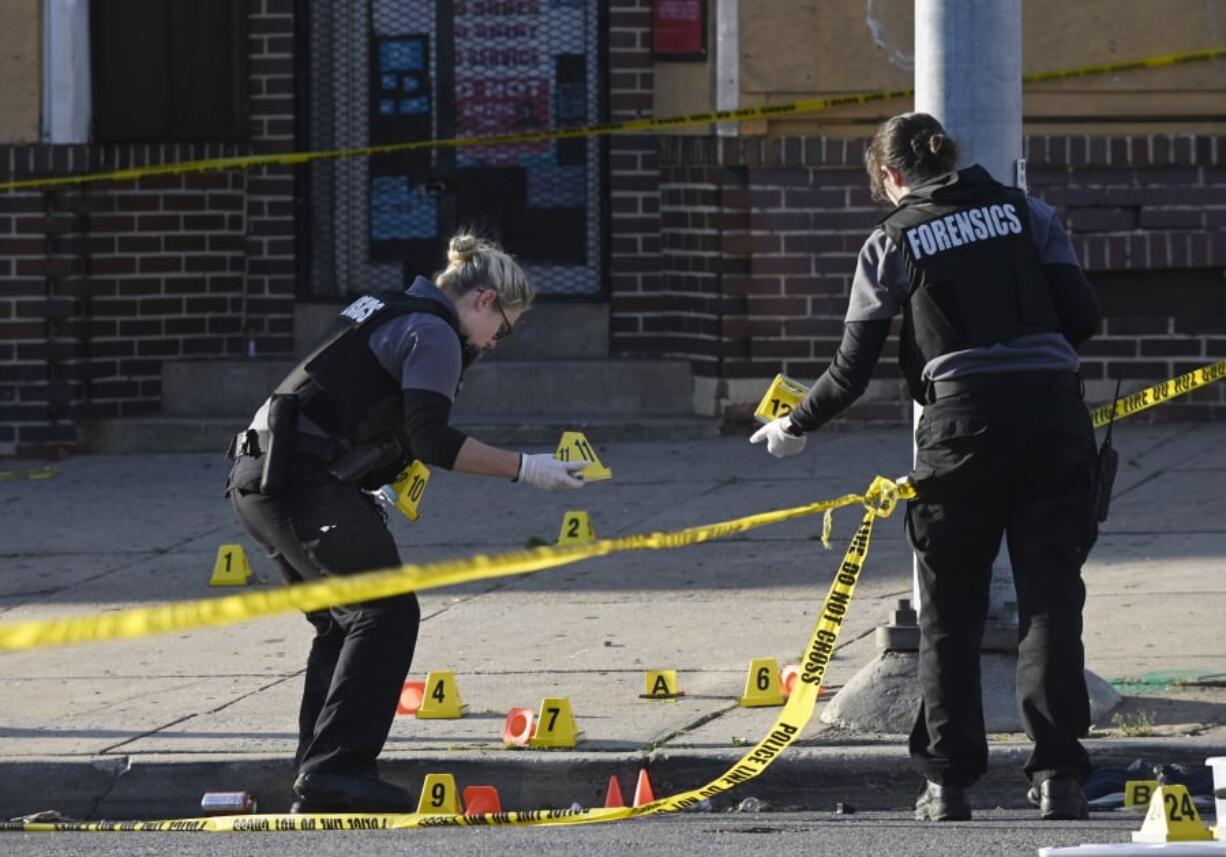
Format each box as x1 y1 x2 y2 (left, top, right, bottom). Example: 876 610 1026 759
0 524 233 620
97 671 305 755
87 756 131 820
643 703 741 752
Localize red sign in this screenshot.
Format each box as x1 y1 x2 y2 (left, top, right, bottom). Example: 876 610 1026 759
455 77 551 166
652 0 705 60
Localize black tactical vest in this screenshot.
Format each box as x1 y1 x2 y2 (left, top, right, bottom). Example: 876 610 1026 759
878 166 1060 402
272 292 465 471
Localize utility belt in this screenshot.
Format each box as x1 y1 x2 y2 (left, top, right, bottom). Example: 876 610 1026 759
924 368 1114 523
926 370 1082 404
227 429 342 464
226 397 403 494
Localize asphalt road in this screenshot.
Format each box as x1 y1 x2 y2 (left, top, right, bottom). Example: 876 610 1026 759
0 810 1153 857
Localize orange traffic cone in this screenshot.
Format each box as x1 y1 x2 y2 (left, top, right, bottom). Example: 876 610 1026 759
780 664 800 697
502 707 536 745
604 774 625 808
779 665 823 699
463 785 502 816
633 768 655 807
397 681 425 715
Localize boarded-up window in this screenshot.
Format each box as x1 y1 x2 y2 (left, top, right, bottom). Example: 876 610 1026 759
92 0 247 141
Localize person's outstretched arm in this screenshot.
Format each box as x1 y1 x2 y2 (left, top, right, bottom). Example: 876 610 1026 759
787 319 891 433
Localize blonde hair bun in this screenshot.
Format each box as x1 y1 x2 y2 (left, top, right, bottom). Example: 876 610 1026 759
434 229 535 311
447 232 482 266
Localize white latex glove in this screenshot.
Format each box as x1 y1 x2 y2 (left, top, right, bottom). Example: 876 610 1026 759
517 454 587 490
749 417 807 458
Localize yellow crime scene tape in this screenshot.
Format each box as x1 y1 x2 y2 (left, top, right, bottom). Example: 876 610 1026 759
3 360 1217 657
0 482 903 653
0 476 909 833
0 465 58 482
0 360 1222 832
755 359 1226 432
0 39 1221 833
1 45 1222 193
1089 358 1226 429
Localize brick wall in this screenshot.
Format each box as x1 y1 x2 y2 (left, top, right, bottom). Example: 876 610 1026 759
606 0 663 359
0 0 297 457
611 132 1226 423
1026 134 1226 420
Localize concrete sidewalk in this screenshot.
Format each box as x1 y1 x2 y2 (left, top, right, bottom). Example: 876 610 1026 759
1 424 1223 820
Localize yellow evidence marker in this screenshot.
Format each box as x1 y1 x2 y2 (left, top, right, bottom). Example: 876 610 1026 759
414 670 466 719
416 773 462 815
640 669 683 700
210 545 252 586
528 697 581 748
1131 784 1215 843
557 510 596 544
554 431 612 481
0 465 57 482
753 374 808 425
1124 779 1158 811
379 460 431 521
738 657 785 707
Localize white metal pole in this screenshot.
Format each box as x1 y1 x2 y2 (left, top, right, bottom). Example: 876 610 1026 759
43 0 92 144
912 0 1023 625
715 0 739 137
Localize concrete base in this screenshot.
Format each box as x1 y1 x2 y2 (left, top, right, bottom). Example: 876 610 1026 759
821 651 1123 734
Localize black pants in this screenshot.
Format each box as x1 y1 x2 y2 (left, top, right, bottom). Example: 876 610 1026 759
905 380 1098 789
227 454 420 776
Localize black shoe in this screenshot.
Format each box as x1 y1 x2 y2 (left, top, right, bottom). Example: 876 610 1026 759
291 772 414 813
1028 776 1089 820
914 780 972 821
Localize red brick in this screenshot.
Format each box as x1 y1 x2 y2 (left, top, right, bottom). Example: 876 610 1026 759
753 256 811 275
721 233 779 254
118 319 161 337
782 316 843 337
752 339 811 358
1139 209 1203 229
1081 338 1137 357
137 338 181 357
1066 207 1137 232
1106 361 1169 379
752 211 811 231
1140 339 1205 357
0 237 44 254
90 257 137 275
139 257 183 274
181 214 223 230
784 282 848 304
812 210 877 231
783 187 845 208
0 195 45 213
746 297 807 315
1173 316 1226 335
139 297 183 315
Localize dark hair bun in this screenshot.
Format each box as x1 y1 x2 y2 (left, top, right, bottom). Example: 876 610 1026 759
865 113 959 203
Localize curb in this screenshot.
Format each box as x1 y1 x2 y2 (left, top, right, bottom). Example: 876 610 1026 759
3 737 1221 822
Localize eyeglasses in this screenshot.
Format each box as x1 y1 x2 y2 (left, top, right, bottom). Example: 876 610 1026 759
482 290 514 340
